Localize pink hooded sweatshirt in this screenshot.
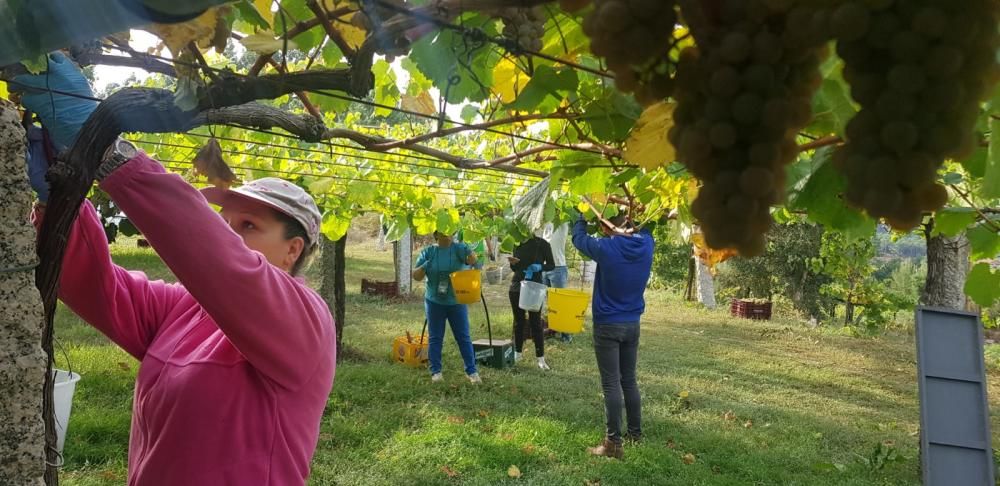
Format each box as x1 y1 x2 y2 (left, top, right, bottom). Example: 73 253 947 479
45 153 336 485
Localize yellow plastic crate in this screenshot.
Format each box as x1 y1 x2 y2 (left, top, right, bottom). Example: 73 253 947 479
392 333 428 367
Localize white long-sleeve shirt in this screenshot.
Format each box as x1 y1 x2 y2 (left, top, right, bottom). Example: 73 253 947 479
542 222 570 267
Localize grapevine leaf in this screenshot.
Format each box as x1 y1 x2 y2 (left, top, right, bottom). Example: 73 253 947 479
789 147 875 239
568 167 611 196
580 90 642 141
507 65 579 112
240 30 294 54
964 263 1000 307
968 224 1000 261
409 24 498 103
984 117 1000 199
931 208 977 237
623 101 675 171
20 54 48 75
810 74 855 137
400 91 436 116
253 0 274 25
460 104 480 123
385 215 409 242
961 147 988 179
941 172 963 185
321 211 350 241
322 43 345 66
492 57 530 104
145 9 220 54
309 177 336 195
436 208 460 235
413 211 437 235
0 81 8 100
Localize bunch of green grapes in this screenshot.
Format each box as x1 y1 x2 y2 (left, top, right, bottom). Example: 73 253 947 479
831 0 1000 229
671 0 831 255
579 0 678 105
497 7 547 53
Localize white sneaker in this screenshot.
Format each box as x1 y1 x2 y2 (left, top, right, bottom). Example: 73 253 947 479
431 373 444 383
537 357 550 371
467 373 482 384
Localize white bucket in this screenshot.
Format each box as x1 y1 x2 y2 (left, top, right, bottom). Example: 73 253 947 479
581 260 597 284
518 281 547 312
53 369 81 454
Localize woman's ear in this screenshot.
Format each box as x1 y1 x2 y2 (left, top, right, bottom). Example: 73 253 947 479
284 236 306 269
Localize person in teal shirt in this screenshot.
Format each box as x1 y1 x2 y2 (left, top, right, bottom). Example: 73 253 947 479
413 231 481 383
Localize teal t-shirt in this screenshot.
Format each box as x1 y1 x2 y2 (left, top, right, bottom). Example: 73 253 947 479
416 243 472 305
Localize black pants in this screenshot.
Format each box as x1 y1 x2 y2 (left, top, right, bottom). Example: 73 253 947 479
594 324 641 443
509 291 544 357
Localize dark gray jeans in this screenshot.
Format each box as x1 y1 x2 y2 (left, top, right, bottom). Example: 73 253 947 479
593 324 641 443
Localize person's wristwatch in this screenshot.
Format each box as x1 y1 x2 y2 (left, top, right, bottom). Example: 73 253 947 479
95 138 138 181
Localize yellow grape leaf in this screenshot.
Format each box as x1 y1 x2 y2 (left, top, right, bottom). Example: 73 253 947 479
337 13 368 50
692 232 737 268
507 465 522 479
401 91 437 116
309 177 336 195
678 390 689 399
624 100 675 171
492 58 529 104
241 30 296 55
682 453 696 465
146 8 220 54
254 0 274 27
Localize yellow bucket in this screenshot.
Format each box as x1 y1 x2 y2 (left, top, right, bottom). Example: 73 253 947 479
547 288 590 334
450 269 482 304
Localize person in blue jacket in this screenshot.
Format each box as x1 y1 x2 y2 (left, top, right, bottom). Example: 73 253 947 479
413 231 481 384
571 212 654 459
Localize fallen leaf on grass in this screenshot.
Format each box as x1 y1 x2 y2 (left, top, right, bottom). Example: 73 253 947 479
682 453 696 464
441 465 459 478
117 361 131 372
508 465 522 478
478 409 489 418
666 439 676 449
723 410 736 421
447 416 465 424
678 390 689 399
744 420 753 428
522 444 536 454
584 479 601 486
501 433 515 441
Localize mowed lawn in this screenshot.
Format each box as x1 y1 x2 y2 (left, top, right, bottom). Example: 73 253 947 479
54 239 1000 485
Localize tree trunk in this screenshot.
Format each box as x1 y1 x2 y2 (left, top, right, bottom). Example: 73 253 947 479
695 253 717 309
320 235 346 358
922 223 970 310
0 102 46 484
845 301 855 325
683 255 695 301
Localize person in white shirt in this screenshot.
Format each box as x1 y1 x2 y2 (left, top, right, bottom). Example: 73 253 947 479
541 222 573 342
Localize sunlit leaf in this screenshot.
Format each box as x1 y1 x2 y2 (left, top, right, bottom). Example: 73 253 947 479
964 263 1000 307
623 101 675 171
253 0 274 27
968 224 1000 261
400 91 437 116
240 29 295 54
931 207 977 237
146 8 221 54
321 211 350 240
492 57 530 104
507 465 522 478
984 117 1000 199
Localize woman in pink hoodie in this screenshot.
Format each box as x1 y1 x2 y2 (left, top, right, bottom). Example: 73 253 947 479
19 53 336 485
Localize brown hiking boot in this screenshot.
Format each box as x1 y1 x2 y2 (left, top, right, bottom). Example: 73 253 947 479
587 439 624 459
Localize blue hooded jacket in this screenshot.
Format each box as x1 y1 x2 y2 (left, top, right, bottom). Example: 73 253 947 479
571 217 654 325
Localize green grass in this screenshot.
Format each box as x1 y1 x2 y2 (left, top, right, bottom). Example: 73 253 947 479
55 238 1000 485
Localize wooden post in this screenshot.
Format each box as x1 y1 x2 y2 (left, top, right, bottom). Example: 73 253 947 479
320 234 347 359
394 227 412 296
